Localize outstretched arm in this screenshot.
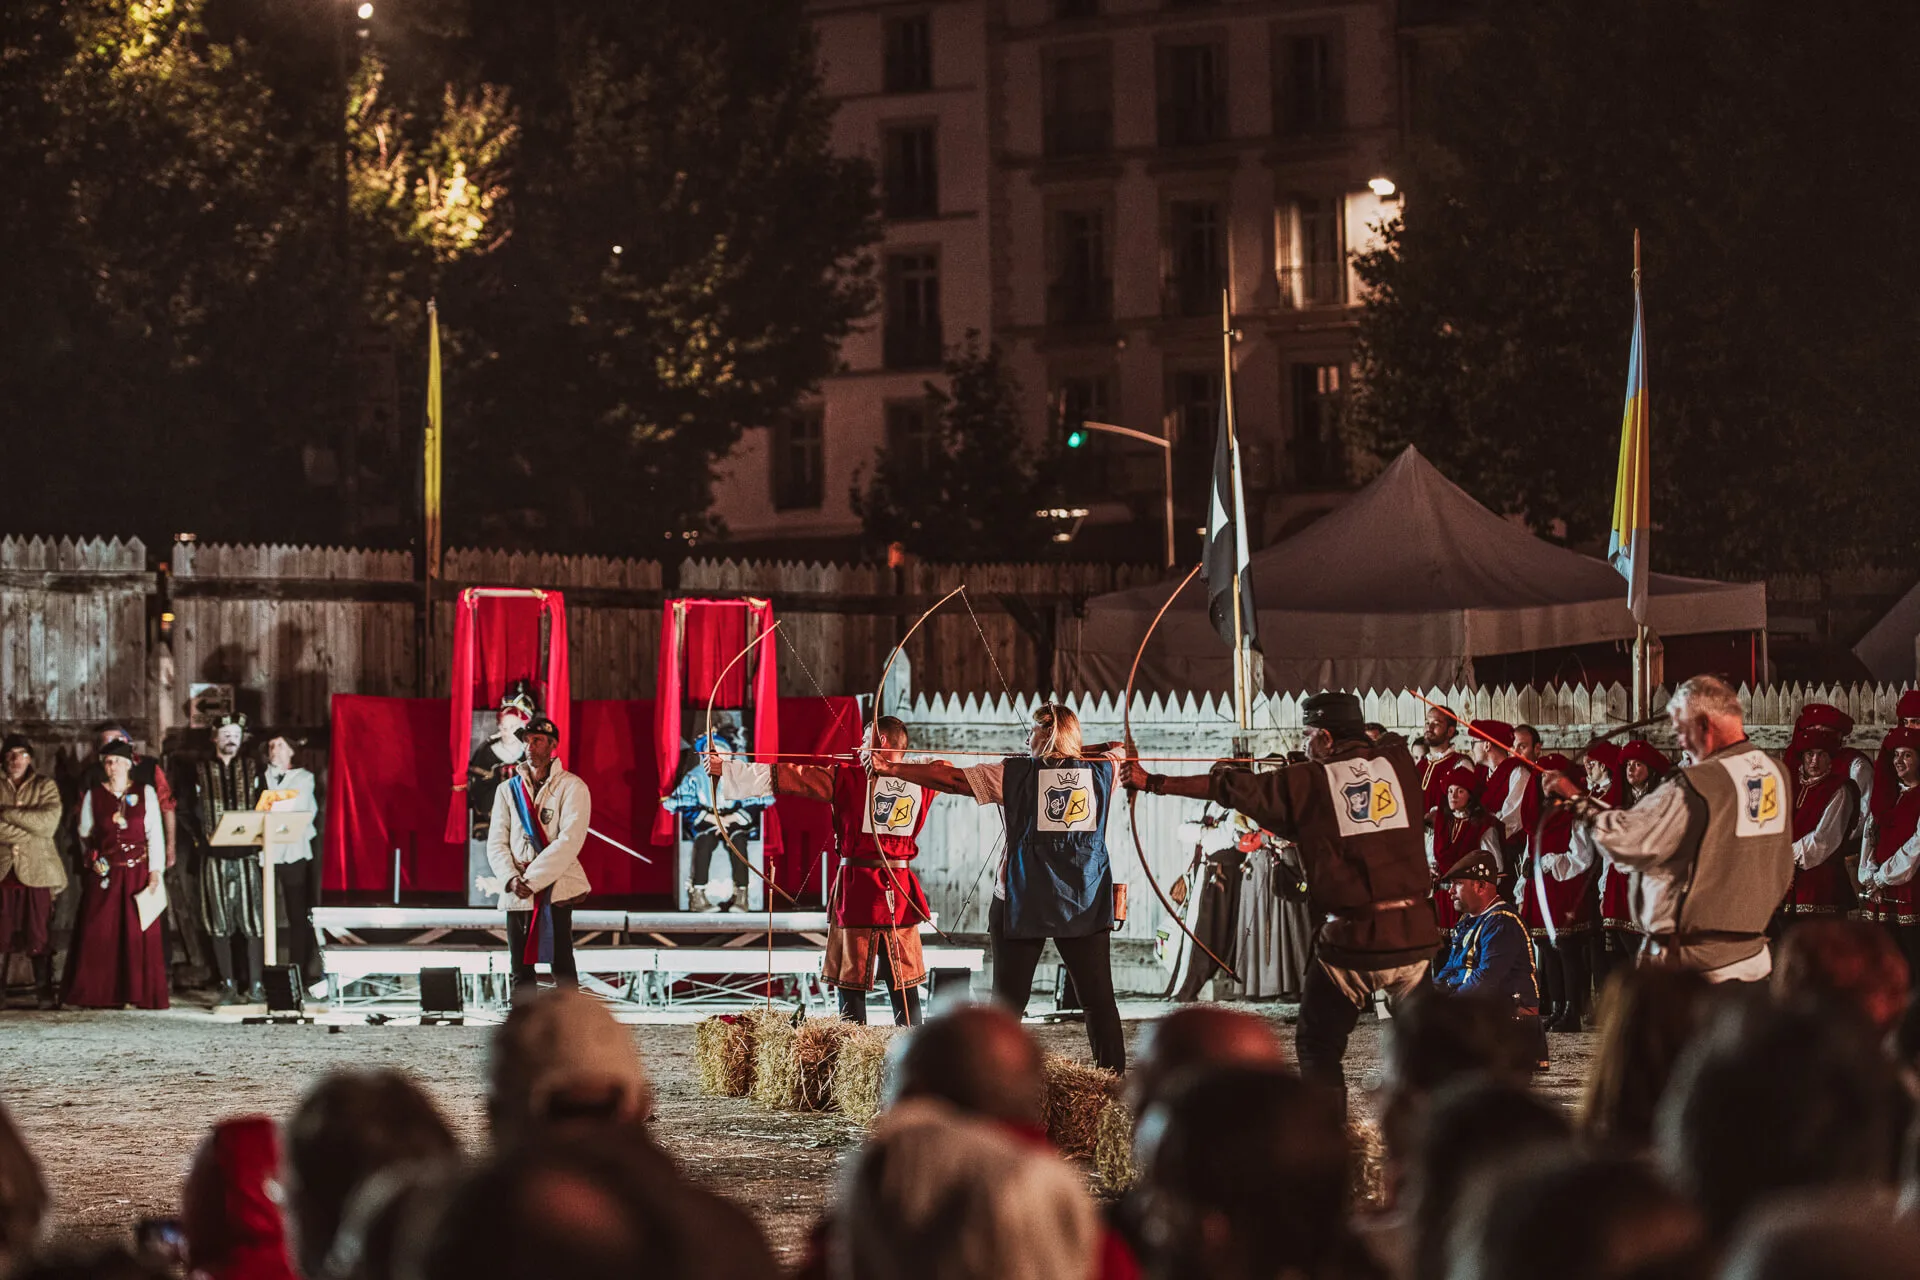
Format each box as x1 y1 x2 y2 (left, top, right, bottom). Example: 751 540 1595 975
877 758 973 796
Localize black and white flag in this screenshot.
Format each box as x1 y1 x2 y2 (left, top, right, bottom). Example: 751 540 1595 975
1202 395 1259 653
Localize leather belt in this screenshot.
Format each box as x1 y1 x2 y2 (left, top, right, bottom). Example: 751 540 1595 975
1647 929 1762 946
1324 896 1422 923
847 857 912 870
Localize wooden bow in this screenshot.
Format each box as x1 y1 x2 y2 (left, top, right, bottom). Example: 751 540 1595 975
1124 565 1240 983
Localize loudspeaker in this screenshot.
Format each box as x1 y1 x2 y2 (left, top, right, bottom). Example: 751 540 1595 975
419 967 464 1025
262 965 304 1013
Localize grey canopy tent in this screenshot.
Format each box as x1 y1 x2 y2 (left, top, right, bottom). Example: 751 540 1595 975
1059 446 1767 695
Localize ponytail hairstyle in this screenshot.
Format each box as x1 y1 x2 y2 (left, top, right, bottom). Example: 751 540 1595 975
1032 704 1083 761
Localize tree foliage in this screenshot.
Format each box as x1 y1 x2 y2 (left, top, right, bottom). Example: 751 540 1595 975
0 0 876 551
852 336 1054 562
1350 0 1920 576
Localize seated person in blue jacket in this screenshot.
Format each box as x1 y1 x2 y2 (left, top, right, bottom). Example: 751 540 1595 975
1431 850 1549 1070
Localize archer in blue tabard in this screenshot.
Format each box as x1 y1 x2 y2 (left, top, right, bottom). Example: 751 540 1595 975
879 703 1128 1071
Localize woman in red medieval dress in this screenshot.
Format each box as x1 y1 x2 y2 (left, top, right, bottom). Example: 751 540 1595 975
1519 753 1598 1033
63 740 169 1009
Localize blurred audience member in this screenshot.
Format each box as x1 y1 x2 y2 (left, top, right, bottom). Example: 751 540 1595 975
884 1002 1047 1132
284 1071 458 1278
1446 1149 1706 1280
1772 918 1910 1036
1579 966 1713 1153
1405 1078 1571 1280
182 1117 297 1280
1375 990 1537 1191
1718 1193 1920 1280
407 1131 775 1280
320 1163 451 1280
1136 1066 1380 1280
1125 1006 1286 1120
0 1099 49 1271
1659 1001 1901 1244
840 1098 1098 1280
486 985 652 1148
0 735 65 1009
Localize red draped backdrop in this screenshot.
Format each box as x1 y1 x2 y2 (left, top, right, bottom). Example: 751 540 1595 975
326 693 860 899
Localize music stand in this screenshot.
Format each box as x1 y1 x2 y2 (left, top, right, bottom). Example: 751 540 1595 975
210 810 314 998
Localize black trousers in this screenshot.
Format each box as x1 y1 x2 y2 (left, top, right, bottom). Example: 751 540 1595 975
837 946 922 1026
690 831 723 885
506 902 577 994
1296 959 1364 1092
276 860 322 986
989 897 1124 1072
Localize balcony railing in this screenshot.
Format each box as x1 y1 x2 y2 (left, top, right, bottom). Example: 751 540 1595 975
1276 261 1349 309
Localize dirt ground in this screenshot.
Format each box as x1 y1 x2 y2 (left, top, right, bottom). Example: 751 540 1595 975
0 1003 1596 1263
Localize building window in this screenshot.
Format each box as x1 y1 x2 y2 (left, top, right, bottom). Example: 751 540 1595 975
884 15 933 93
1164 199 1224 318
884 252 943 370
1276 196 1347 307
1291 363 1347 488
1157 42 1225 147
882 125 938 220
771 411 825 511
1048 208 1111 326
884 399 936 476
1054 373 1111 432
1167 368 1222 502
1277 30 1343 135
1043 47 1112 158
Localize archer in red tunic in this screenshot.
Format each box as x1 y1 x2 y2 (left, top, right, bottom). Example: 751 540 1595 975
712 716 935 1026
63 744 169 1009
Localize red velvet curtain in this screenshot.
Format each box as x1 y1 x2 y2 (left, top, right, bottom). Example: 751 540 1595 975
328 694 859 900
650 598 778 845
328 695 467 894
444 589 570 842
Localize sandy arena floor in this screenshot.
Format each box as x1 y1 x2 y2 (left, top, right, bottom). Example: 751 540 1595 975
0 1001 1595 1262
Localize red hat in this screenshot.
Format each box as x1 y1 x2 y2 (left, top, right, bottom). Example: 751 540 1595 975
1900 691 1920 721
1796 702 1855 737
1787 724 1843 762
1618 740 1672 778
1535 752 1576 777
1436 758 1482 799
1872 726 1920 821
1582 739 1623 772
1471 719 1515 750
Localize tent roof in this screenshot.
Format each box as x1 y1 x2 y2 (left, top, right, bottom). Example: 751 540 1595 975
1071 447 1765 691
1854 579 1920 683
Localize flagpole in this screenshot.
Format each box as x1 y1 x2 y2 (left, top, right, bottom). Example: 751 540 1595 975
1221 288 1250 731
424 299 444 689
1629 233 1648 721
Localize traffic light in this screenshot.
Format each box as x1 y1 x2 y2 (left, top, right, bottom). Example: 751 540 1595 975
1054 389 1089 450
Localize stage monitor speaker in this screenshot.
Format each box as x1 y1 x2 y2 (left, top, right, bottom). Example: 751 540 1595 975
1053 963 1082 1011
419 967 465 1024
262 965 305 1013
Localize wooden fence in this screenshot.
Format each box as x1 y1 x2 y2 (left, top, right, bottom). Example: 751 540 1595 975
0 537 153 746
161 542 1159 731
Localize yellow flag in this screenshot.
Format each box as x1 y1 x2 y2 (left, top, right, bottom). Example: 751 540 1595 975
424 299 443 585
1608 239 1649 625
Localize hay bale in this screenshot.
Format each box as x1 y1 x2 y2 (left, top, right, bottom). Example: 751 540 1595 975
694 1014 758 1097
1043 1054 1119 1160
790 1017 857 1111
1093 1098 1136 1192
751 1015 802 1109
830 1024 900 1124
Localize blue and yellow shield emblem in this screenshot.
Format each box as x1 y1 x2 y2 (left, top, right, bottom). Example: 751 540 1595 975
1744 771 1779 823
1341 779 1400 827
871 791 914 830
1045 785 1091 826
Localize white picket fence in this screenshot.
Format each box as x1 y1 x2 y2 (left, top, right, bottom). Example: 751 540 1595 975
899 680 1911 988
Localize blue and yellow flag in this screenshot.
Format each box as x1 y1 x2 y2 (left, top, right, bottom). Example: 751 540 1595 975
1608 245 1650 626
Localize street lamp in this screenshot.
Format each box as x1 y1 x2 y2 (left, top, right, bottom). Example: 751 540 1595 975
1368 176 1398 199
1078 419 1176 568
357 2 374 18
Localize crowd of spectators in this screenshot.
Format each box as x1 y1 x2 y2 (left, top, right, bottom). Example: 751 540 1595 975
4 917 1920 1280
